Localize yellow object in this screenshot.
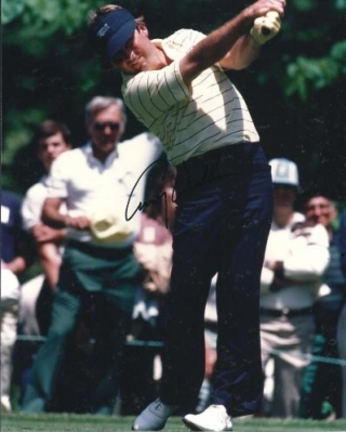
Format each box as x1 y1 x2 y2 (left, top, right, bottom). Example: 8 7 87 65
90 213 133 243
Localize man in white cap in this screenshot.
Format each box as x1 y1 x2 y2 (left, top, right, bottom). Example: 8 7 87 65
260 158 330 417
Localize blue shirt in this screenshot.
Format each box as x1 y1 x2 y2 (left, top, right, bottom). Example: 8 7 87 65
339 209 346 277
1 190 24 263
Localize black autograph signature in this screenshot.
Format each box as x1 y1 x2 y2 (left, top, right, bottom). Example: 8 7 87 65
125 159 176 229
125 153 237 228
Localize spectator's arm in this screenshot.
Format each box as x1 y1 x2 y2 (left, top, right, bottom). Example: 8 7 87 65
31 223 66 244
42 197 91 230
30 223 66 290
37 242 62 291
41 197 67 228
260 265 275 295
283 224 330 281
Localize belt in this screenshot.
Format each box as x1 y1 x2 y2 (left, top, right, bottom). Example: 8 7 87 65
260 306 312 318
67 240 133 259
175 142 262 195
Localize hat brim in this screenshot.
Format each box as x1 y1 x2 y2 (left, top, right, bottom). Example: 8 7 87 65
106 20 136 61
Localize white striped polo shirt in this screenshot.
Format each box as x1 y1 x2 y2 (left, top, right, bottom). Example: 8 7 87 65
122 28 260 166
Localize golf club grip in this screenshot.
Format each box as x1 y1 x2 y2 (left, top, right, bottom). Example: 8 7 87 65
262 26 272 36
261 11 279 35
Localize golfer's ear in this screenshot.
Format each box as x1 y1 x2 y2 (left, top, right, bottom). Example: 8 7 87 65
137 23 148 37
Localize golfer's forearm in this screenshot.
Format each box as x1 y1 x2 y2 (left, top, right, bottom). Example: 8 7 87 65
180 12 252 82
219 35 260 70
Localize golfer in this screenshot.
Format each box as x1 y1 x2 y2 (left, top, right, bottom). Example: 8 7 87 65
88 0 285 430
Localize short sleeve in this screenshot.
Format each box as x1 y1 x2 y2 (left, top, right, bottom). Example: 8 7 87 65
46 154 70 199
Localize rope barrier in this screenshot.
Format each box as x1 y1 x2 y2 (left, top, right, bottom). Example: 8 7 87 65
264 347 346 367
16 334 346 365
15 334 165 348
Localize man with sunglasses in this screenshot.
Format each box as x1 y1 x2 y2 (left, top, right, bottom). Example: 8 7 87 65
87 1 285 430
22 96 162 414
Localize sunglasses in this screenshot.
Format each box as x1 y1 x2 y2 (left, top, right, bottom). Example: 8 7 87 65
112 34 135 63
92 122 121 132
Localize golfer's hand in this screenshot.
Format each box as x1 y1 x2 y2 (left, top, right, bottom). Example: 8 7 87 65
250 11 281 45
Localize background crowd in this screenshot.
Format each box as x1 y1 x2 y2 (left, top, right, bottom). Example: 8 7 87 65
3 0 346 201
1 101 346 419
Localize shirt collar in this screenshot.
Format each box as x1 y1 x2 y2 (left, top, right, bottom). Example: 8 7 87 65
153 37 186 61
122 37 182 82
83 141 119 167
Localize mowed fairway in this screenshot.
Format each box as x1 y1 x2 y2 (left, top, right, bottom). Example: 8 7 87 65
2 414 346 432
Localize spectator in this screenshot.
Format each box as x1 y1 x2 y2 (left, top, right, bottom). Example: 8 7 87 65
120 163 176 414
20 120 72 335
131 163 176 340
259 158 330 418
21 96 162 414
196 274 218 414
299 193 346 419
1 190 34 412
337 208 346 418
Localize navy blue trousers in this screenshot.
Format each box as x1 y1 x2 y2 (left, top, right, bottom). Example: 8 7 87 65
160 143 273 417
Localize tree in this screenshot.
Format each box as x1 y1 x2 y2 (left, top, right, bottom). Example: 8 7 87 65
2 0 346 200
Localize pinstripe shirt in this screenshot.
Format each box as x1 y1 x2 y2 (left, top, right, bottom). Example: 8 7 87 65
122 29 260 166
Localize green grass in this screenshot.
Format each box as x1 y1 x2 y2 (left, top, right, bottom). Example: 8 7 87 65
1 414 346 432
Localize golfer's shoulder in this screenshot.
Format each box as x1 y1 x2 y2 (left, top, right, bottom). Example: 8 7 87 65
165 28 206 49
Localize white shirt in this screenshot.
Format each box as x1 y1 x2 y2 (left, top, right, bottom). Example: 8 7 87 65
122 29 259 166
21 176 67 231
204 274 218 323
1 267 20 302
46 132 162 248
260 213 330 309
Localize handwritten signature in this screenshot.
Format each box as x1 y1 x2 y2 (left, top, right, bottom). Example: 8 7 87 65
125 153 237 228
125 159 176 229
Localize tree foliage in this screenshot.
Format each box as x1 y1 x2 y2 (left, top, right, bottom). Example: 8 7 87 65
2 0 346 201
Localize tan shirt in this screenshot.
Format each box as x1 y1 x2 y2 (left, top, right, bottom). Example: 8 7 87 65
122 29 259 166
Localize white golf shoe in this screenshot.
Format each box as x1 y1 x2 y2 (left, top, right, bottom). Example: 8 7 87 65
132 398 178 431
183 404 233 431
1 396 11 413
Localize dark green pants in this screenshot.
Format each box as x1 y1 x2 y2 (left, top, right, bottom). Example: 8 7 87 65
22 241 142 414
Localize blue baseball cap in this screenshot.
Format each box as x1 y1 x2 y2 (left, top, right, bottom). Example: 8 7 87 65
89 8 136 61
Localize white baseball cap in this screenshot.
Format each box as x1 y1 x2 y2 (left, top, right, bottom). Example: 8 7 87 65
269 158 299 187
90 212 133 244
